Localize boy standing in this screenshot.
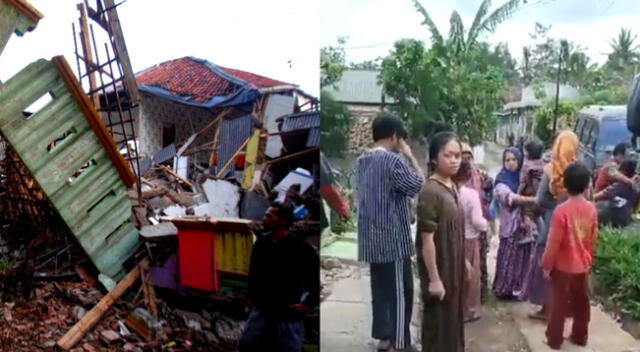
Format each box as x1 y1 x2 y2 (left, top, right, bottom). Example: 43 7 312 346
542 162 598 349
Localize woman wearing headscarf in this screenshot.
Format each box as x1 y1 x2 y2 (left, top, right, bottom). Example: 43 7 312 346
492 147 537 299
519 131 580 319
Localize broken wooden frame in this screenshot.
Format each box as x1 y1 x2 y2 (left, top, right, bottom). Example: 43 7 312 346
72 0 141 195
0 56 139 284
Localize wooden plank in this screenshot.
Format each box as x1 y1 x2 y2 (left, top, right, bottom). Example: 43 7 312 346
57 260 144 350
77 3 100 108
52 56 136 188
103 0 140 105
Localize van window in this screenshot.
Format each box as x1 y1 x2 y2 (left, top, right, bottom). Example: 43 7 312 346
589 122 599 151
574 118 584 139
581 119 593 146
597 118 631 152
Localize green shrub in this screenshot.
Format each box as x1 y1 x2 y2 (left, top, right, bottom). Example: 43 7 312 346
593 226 640 318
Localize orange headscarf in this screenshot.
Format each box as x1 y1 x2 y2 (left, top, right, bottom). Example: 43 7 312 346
544 130 579 199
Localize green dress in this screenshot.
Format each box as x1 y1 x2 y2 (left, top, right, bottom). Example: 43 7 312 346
416 178 466 352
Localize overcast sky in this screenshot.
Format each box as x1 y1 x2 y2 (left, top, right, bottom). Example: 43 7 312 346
0 0 319 97
321 0 640 67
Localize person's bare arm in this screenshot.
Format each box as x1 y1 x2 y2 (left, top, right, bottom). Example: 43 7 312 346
421 232 445 300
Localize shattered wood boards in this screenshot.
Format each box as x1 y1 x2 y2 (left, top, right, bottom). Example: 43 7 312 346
0 57 139 283
0 0 42 56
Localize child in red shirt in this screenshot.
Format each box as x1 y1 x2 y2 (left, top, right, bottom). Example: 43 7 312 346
542 161 598 350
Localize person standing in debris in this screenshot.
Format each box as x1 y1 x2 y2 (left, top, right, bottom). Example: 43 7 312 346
239 203 320 352
355 113 424 352
417 131 465 351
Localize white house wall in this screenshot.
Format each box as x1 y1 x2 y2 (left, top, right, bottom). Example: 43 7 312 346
137 94 219 164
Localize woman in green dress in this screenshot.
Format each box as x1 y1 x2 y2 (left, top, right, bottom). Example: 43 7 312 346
417 131 466 352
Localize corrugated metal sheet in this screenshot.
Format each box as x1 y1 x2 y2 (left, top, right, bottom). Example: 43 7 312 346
280 111 319 132
0 58 139 282
215 114 255 176
0 0 42 56
307 127 320 148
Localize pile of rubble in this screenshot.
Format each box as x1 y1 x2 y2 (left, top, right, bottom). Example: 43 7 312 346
0 0 321 350
0 275 247 351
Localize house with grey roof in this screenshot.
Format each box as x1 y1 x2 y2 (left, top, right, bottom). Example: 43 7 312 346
496 83 581 145
323 70 395 155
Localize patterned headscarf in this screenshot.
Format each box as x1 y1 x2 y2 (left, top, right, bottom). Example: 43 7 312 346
495 147 523 193
545 130 579 198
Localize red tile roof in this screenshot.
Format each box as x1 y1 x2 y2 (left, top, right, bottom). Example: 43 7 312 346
135 57 292 103
219 67 291 89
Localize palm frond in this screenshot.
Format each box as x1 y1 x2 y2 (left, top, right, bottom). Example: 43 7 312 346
467 0 492 47
412 0 444 45
477 0 521 38
448 11 466 55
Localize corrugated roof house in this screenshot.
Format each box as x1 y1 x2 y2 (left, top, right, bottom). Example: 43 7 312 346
323 70 394 155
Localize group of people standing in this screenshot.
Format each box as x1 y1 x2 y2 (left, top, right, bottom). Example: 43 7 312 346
355 113 627 351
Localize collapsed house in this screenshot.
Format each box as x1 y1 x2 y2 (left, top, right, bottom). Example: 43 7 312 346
0 0 320 350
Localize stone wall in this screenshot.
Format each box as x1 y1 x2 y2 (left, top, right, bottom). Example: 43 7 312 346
346 103 383 156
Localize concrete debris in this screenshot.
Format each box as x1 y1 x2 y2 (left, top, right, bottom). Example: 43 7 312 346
139 222 178 242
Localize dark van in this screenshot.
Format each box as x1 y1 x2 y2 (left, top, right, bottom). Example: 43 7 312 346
574 105 633 172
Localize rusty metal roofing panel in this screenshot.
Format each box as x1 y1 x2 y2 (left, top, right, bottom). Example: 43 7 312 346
0 0 42 56
0 57 139 282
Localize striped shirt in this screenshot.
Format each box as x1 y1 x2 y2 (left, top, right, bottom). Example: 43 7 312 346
356 148 424 263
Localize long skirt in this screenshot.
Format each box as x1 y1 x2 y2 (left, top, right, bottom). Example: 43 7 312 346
518 242 548 305
463 238 481 321
421 289 465 352
493 236 535 299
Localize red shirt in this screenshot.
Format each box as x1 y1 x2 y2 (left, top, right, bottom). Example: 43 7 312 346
595 158 620 192
542 197 598 274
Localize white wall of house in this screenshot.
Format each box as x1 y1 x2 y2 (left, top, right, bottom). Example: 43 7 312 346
135 94 219 164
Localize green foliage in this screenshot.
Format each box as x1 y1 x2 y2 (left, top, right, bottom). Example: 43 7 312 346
533 100 578 145
579 87 629 106
350 58 382 71
380 1 519 143
320 91 352 157
594 226 640 319
320 37 348 89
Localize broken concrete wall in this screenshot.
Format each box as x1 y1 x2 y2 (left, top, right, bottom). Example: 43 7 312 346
136 93 219 163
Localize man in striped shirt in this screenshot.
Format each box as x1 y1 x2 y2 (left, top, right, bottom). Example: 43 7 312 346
356 114 424 351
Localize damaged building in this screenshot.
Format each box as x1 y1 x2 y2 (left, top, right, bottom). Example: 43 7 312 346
0 0 320 350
